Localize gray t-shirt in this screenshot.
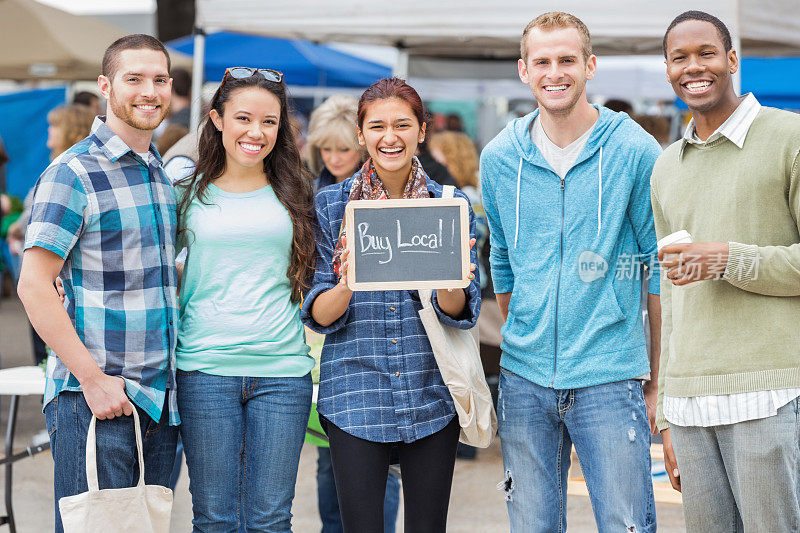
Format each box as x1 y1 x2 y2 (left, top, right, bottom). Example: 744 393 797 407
530 116 594 179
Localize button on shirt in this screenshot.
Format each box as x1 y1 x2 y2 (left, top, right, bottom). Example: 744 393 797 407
302 175 481 443
25 117 180 425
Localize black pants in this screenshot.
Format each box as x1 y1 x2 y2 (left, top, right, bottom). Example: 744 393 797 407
325 416 460 533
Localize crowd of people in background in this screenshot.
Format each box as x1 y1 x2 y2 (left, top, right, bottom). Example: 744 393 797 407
1 7 798 533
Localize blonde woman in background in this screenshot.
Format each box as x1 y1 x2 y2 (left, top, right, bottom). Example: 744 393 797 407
45 105 97 161
428 131 479 193
6 104 94 365
8 105 95 255
428 131 497 462
305 93 401 533
428 131 488 289
306 95 366 191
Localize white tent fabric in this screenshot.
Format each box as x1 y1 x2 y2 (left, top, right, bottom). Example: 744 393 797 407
196 0 800 58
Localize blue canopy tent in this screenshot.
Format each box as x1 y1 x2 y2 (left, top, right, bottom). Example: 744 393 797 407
167 31 391 87
0 86 67 199
676 57 800 110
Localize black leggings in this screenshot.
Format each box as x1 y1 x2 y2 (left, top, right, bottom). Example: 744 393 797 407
325 416 460 533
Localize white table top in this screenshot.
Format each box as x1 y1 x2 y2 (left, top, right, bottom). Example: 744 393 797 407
0 366 46 396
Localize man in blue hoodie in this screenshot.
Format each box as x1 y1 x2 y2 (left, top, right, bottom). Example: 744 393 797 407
480 12 662 532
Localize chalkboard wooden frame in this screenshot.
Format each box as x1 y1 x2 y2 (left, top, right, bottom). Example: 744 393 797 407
344 197 470 291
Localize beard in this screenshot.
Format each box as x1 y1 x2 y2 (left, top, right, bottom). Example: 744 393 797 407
108 88 169 131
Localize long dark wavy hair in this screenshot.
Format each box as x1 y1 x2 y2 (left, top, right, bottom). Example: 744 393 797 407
176 73 315 301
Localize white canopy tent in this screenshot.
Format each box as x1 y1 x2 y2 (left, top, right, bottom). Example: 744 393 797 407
189 0 800 131
194 0 800 58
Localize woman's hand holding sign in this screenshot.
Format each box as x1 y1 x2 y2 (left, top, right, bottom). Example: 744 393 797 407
312 233 355 328
436 237 477 318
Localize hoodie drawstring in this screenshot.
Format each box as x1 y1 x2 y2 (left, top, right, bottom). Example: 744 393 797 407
514 157 523 248
597 146 603 238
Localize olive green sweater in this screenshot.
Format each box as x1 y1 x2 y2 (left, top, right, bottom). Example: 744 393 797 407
651 107 800 430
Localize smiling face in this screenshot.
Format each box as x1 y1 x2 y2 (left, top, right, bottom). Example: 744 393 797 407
101 48 171 131
320 144 361 182
210 86 281 171
518 27 596 116
665 19 738 113
357 97 425 181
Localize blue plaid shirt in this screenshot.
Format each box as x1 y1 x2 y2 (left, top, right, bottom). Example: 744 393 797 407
302 175 481 443
25 117 179 425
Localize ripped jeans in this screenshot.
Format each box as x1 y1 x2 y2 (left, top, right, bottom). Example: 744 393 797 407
497 369 655 533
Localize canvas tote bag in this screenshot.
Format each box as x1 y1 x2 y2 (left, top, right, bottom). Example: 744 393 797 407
417 185 498 448
59 408 173 533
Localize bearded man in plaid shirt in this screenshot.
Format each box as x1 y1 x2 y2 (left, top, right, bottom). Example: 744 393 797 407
17 34 179 532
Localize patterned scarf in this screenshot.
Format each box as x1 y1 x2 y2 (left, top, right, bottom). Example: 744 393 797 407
332 156 430 276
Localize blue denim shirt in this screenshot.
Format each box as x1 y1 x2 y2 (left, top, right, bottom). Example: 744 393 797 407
302 175 481 443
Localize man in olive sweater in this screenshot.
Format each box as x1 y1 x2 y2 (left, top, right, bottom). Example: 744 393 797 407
653 10 800 531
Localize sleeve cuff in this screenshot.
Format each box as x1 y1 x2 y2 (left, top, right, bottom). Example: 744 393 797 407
646 270 660 295
722 241 759 288
490 267 515 294
301 282 350 334
432 288 479 329
24 239 69 260
655 402 670 431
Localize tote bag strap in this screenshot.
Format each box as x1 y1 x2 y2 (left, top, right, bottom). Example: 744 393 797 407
86 406 146 491
419 185 456 308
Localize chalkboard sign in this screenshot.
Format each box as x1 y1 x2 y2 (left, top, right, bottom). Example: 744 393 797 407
345 197 470 291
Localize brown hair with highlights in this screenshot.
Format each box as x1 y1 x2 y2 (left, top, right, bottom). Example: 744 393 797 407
176 72 315 302
428 131 479 188
47 105 95 159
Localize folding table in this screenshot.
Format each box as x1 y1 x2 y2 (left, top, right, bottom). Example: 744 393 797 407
0 366 48 532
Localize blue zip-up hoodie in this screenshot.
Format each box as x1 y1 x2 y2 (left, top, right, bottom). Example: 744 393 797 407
480 106 661 389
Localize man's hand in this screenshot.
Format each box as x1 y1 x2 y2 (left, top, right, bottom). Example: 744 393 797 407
643 382 658 435
661 428 681 492
81 373 134 420
658 242 729 286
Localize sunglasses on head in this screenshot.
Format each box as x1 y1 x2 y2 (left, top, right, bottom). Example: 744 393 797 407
222 67 283 86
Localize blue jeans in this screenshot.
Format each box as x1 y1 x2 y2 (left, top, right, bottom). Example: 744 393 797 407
45 391 178 533
671 399 800 532
177 370 312 532
316 446 400 533
497 369 655 533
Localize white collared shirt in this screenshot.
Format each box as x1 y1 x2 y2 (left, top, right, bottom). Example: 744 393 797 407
663 94 800 427
679 92 761 156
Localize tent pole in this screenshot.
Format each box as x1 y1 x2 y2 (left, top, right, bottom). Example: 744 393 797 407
394 48 409 79
190 27 206 133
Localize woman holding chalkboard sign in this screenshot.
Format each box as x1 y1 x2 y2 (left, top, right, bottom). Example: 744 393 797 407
173 68 316 530
306 94 403 532
302 78 481 533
